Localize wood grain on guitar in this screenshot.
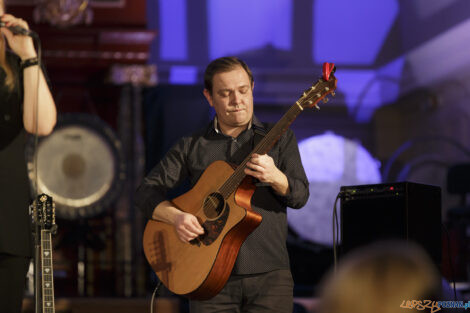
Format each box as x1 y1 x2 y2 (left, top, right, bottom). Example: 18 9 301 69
142 64 337 300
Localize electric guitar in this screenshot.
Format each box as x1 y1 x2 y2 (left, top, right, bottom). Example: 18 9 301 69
32 194 57 313
142 63 337 300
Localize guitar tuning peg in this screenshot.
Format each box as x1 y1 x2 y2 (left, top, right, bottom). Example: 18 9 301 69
331 91 336 97
314 104 320 110
322 97 329 104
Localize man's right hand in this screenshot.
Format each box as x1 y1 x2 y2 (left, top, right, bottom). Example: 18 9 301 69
174 212 205 243
151 200 205 243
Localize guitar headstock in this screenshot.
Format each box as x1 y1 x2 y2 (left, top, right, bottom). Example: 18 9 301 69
297 62 337 111
32 194 57 233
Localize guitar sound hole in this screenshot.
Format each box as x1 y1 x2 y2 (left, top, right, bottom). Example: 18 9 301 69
203 192 225 220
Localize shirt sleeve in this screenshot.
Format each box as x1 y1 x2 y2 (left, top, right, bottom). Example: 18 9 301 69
135 137 191 219
276 129 309 209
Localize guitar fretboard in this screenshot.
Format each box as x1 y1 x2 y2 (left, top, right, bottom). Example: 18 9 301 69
41 229 55 313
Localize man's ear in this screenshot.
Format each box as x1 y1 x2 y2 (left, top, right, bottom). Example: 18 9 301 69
203 89 213 107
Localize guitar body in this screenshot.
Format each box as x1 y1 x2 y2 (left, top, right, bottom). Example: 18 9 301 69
142 160 262 300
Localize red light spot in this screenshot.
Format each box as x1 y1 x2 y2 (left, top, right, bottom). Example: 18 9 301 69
389 186 394 191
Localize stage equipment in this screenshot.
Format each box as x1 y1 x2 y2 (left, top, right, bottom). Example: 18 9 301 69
340 181 441 267
26 114 126 219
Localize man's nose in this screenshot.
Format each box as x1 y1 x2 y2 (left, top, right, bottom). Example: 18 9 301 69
230 91 241 104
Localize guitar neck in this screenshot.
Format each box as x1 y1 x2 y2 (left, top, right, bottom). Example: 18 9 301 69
41 229 55 313
219 102 304 198
216 67 337 199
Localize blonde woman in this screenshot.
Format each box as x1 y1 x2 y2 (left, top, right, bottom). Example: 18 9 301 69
317 241 440 313
0 2 56 312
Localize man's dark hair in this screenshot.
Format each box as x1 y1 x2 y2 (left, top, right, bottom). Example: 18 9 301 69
203 56 254 94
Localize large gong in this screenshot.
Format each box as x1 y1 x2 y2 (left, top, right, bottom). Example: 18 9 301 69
26 114 126 219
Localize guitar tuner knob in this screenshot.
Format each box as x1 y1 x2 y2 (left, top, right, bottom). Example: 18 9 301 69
314 104 321 110
322 98 329 104
331 92 336 97
325 87 330 91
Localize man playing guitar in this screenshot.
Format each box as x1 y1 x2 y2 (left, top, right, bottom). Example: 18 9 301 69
136 56 309 313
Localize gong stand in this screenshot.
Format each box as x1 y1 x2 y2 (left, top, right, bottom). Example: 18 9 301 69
112 64 157 296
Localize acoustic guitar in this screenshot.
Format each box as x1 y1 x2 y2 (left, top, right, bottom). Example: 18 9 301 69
143 63 337 300
32 194 57 313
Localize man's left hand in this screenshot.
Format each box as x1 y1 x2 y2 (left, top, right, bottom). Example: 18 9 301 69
245 153 290 196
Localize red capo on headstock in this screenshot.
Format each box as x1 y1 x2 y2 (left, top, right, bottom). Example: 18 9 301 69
322 62 336 81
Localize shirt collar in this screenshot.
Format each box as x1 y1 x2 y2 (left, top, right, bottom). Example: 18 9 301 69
213 116 253 134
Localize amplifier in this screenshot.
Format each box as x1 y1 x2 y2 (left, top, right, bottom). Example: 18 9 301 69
340 182 441 267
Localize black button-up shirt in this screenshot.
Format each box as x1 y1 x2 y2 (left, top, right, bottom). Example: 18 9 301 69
136 115 309 274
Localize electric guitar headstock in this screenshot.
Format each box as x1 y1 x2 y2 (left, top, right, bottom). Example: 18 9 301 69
32 194 57 233
296 62 337 111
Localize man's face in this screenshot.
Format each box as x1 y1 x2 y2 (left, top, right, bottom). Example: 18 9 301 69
204 65 254 133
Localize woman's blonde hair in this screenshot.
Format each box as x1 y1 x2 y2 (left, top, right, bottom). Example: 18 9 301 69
318 241 440 313
0 0 16 91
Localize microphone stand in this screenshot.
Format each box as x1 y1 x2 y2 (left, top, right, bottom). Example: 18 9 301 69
32 203 41 313
27 28 43 313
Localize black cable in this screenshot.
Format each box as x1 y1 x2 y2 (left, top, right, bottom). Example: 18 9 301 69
150 281 162 313
332 192 342 273
28 31 42 313
442 223 457 301
32 34 41 196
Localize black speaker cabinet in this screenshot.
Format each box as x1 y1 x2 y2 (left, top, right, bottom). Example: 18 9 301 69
340 182 441 267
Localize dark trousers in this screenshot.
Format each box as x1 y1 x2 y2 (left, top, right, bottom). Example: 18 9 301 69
190 269 294 313
0 253 30 313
